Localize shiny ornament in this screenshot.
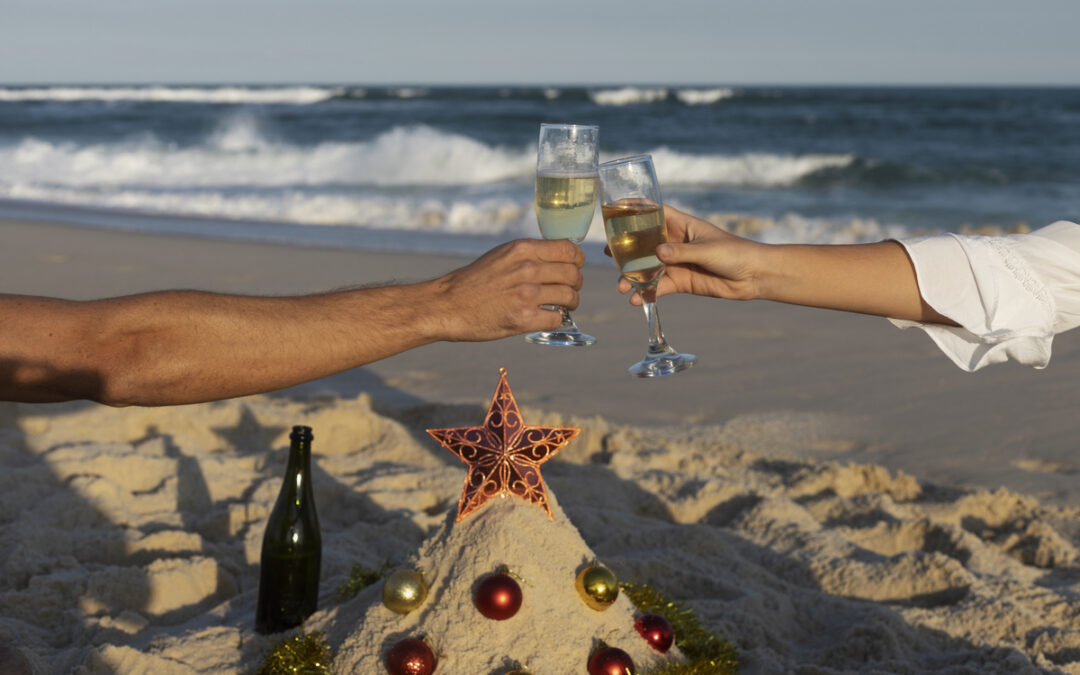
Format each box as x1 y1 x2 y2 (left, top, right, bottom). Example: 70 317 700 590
474 572 523 620
385 637 436 675
382 569 428 615
634 612 675 653
587 645 635 675
427 368 580 521
575 563 619 611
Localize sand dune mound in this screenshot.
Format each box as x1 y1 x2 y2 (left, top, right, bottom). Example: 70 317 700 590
0 395 1078 674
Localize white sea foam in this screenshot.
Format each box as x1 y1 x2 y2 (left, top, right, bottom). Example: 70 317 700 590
0 119 533 188
675 88 736 105
0 86 342 104
391 87 429 99
704 210 917 245
644 147 855 187
588 87 669 106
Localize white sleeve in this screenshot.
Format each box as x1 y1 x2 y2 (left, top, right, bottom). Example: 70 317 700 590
889 221 1080 372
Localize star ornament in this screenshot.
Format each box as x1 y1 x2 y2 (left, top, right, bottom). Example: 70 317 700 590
426 368 579 521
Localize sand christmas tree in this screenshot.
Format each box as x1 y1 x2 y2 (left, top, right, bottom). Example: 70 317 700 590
318 369 682 674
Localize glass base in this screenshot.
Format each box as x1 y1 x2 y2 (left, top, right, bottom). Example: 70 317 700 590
629 350 697 378
525 329 597 347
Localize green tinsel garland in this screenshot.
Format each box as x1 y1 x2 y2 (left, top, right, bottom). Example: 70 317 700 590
621 581 740 675
257 631 333 675
335 560 394 601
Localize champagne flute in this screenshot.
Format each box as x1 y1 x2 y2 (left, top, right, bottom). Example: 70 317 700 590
597 154 697 377
525 123 598 347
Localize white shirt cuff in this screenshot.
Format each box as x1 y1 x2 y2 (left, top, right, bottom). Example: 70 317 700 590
889 233 1056 372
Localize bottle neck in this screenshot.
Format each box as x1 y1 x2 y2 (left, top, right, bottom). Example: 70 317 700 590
282 437 314 504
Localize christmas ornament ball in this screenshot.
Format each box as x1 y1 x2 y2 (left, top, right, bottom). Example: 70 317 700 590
382 569 428 615
385 637 436 675
474 572 523 620
575 563 619 610
634 612 675 652
587 645 635 675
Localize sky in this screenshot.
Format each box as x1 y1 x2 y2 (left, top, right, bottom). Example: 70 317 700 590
1 0 1078 85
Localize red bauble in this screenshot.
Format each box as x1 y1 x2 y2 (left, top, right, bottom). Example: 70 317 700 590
634 612 675 653
474 572 523 620
385 637 437 675
587 646 635 675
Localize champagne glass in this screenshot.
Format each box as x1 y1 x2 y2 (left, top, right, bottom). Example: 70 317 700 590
525 123 599 347
597 155 697 377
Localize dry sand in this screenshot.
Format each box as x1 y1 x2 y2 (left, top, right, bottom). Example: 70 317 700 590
2 217 1080 673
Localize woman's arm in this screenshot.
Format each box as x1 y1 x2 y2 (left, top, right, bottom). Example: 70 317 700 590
618 205 953 324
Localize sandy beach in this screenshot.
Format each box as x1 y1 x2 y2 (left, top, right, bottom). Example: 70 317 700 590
3 217 1080 673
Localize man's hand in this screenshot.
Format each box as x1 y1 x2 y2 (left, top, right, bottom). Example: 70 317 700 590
430 238 585 340
616 205 765 306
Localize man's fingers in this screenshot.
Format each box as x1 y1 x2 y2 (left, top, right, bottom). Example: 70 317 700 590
535 285 579 310
527 261 584 289
524 238 586 266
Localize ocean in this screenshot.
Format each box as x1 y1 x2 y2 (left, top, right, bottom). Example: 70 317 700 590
0 84 1077 255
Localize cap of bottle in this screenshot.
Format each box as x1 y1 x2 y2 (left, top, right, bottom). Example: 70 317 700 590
290 425 313 441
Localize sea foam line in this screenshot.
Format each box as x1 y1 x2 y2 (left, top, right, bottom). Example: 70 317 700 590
0 86 343 104
589 87 737 106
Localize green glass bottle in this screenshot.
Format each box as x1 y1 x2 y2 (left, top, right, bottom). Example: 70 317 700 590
255 425 322 634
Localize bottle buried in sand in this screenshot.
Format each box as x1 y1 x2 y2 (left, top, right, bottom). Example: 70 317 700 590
255 425 322 634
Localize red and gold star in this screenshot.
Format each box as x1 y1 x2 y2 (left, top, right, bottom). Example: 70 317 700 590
426 368 579 521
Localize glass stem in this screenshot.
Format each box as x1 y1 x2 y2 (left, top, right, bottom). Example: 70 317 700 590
541 304 577 330
638 284 671 355
559 306 576 329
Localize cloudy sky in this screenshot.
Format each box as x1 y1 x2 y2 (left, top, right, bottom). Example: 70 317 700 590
1 0 1077 85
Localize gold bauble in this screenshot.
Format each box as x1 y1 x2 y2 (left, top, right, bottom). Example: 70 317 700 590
382 569 428 615
575 563 619 611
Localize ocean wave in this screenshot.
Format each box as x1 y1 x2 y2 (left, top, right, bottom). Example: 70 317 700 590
0 118 534 188
644 148 857 187
0 86 344 104
0 182 548 236
675 88 736 105
589 87 669 106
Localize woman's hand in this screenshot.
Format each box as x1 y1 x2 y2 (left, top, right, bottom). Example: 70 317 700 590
616 205 766 305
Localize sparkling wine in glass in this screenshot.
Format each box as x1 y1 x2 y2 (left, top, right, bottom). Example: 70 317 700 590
525 123 598 347
598 155 697 377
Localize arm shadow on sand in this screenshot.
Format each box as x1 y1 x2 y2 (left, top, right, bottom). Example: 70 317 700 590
0 390 431 674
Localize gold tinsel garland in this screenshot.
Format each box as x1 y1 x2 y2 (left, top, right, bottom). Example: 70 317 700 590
257 631 333 675
621 581 740 675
